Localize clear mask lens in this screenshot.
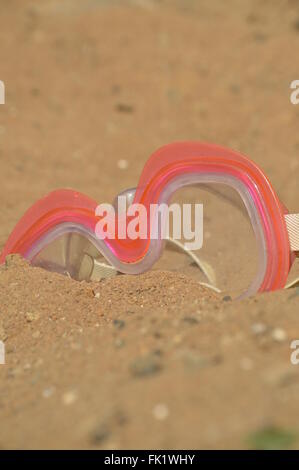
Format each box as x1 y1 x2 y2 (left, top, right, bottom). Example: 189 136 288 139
158 183 259 297
31 233 107 281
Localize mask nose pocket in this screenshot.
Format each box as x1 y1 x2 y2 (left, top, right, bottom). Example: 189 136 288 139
31 232 117 281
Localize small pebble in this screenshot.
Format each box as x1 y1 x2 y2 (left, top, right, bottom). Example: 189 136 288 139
90 422 110 445
26 311 40 322
272 328 287 342
251 322 267 335
117 159 129 170
113 319 125 329
116 103 134 114
62 390 78 406
172 334 183 344
42 386 55 398
130 354 162 378
153 403 169 421
183 316 199 325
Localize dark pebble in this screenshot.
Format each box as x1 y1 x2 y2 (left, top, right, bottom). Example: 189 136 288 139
113 319 125 329
183 316 199 325
129 354 162 378
115 103 134 113
90 422 110 445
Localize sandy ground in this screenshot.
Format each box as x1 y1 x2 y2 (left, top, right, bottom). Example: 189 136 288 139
0 0 299 449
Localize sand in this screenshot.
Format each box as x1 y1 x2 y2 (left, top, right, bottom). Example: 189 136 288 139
0 0 299 449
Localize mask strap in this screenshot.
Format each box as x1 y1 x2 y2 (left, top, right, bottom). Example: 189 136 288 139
86 239 221 294
285 214 299 254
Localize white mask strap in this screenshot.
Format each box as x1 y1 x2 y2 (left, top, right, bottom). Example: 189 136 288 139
285 214 299 252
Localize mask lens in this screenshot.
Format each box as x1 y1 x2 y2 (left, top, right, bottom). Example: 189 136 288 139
31 232 101 281
161 183 260 298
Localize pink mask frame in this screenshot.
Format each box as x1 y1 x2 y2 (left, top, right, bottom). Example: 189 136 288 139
0 141 297 299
